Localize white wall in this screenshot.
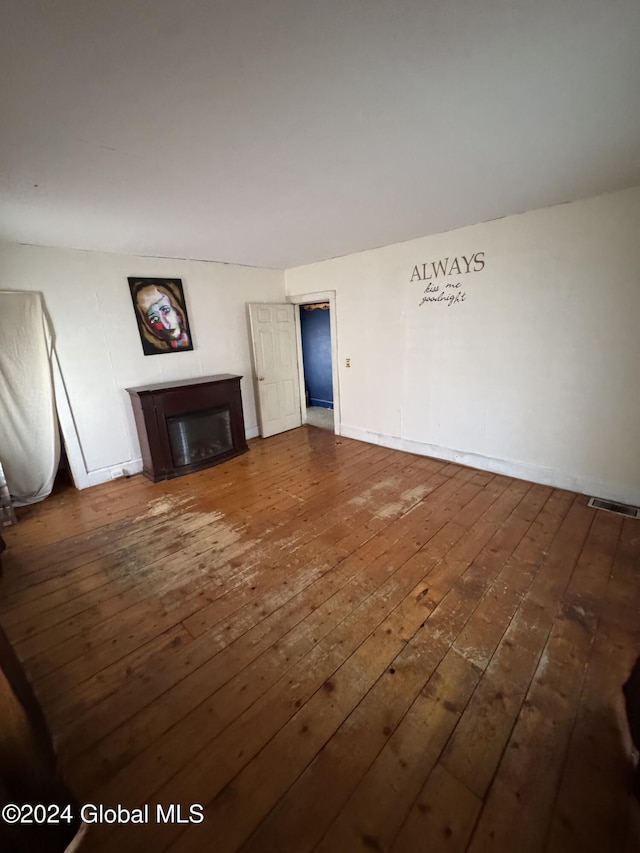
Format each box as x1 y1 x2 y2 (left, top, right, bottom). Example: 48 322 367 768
286 186 640 505
0 242 284 487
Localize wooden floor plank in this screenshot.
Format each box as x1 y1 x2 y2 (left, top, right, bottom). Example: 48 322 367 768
2 435 377 617
545 517 639 853
312 486 573 853
1 432 374 602
0 427 638 853
86 466 486 852
9 446 403 679
25 450 422 677
196 481 529 853
392 763 482 853
464 500 602 853
57 456 451 761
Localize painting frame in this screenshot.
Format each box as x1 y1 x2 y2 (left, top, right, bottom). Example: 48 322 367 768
128 277 194 356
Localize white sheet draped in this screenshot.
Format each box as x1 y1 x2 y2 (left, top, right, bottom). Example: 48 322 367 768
0 291 60 505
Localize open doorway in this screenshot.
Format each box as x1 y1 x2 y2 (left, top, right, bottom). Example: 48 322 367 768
289 290 341 435
299 302 334 432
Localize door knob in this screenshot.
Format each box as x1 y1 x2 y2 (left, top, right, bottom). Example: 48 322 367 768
258 377 265 381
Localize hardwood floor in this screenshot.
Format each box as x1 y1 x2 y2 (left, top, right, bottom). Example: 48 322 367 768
1 426 639 852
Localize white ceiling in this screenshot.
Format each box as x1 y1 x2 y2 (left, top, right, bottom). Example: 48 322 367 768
1 0 639 269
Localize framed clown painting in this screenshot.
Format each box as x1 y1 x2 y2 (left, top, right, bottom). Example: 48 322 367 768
128 277 194 355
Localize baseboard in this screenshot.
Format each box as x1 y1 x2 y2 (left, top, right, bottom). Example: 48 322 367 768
79 459 144 488
77 425 260 489
338 424 640 507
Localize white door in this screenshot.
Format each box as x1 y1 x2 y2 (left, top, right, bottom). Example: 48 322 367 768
248 303 302 438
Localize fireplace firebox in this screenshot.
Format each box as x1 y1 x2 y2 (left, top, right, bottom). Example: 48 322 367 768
127 375 248 482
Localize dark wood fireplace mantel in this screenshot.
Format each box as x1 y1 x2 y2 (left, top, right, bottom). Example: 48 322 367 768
127 374 249 482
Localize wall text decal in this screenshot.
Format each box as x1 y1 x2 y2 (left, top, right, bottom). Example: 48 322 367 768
410 252 485 307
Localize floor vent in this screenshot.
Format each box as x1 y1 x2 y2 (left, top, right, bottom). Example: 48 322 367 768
587 497 640 519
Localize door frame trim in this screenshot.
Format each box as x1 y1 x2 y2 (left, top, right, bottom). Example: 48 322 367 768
287 290 340 435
